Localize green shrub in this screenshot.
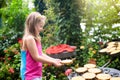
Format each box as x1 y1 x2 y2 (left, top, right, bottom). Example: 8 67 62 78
0 43 21 80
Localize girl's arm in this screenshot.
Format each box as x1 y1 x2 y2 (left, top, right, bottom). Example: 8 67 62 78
42 53 56 60
42 53 61 63
25 36 62 67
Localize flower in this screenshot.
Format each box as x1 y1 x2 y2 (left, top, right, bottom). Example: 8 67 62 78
64 69 72 76
8 57 11 60
14 50 19 54
4 49 8 53
47 34 52 37
18 38 23 49
8 67 14 74
46 44 76 54
80 46 85 49
18 38 23 45
89 47 93 51
92 50 96 54
98 41 103 45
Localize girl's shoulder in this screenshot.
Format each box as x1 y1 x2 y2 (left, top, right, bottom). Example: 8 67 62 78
23 35 34 41
23 35 41 43
22 35 36 50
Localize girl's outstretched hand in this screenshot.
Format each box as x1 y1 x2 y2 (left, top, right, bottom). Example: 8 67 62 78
53 59 63 67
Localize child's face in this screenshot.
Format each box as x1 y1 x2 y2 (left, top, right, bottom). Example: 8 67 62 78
36 20 45 32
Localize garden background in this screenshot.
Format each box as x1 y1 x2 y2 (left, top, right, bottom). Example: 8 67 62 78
0 0 120 80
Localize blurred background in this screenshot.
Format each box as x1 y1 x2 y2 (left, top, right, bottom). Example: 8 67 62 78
0 0 120 80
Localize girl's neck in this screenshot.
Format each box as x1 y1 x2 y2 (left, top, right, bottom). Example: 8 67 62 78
35 31 40 37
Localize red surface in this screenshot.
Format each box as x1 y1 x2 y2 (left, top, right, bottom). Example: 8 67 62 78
46 44 76 54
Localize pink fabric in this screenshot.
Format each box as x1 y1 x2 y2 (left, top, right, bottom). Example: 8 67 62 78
25 41 42 80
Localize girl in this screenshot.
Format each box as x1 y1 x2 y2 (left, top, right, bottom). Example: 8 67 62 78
20 12 62 80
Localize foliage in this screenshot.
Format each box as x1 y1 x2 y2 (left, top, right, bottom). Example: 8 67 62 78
0 0 28 57
34 0 47 14
81 0 120 69
40 0 69 79
41 0 86 79
54 0 84 46
0 0 7 8
1 0 120 79
0 43 21 80
0 0 29 63
0 0 30 79
84 0 120 42
46 0 86 72
0 28 22 55
0 0 30 56
41 0 61 50
79 39 99 66
42 64 68 80
0 0 29 32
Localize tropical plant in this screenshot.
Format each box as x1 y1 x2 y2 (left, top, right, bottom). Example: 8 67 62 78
0 42 21 80
0 0 30 79
80 0 120 69
53 0 84 46
0 0 29 32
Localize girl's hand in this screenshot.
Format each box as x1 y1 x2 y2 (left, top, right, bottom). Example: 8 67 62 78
53 59 63 67
55 59 61 62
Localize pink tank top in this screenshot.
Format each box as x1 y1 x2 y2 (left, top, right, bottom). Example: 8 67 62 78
25 41 42 80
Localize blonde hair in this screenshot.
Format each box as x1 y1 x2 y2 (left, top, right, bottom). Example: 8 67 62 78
24 12 46 41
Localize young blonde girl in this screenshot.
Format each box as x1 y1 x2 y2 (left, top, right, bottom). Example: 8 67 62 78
20 12 62 80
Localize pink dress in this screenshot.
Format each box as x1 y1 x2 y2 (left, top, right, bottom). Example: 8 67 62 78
20 41 42 80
